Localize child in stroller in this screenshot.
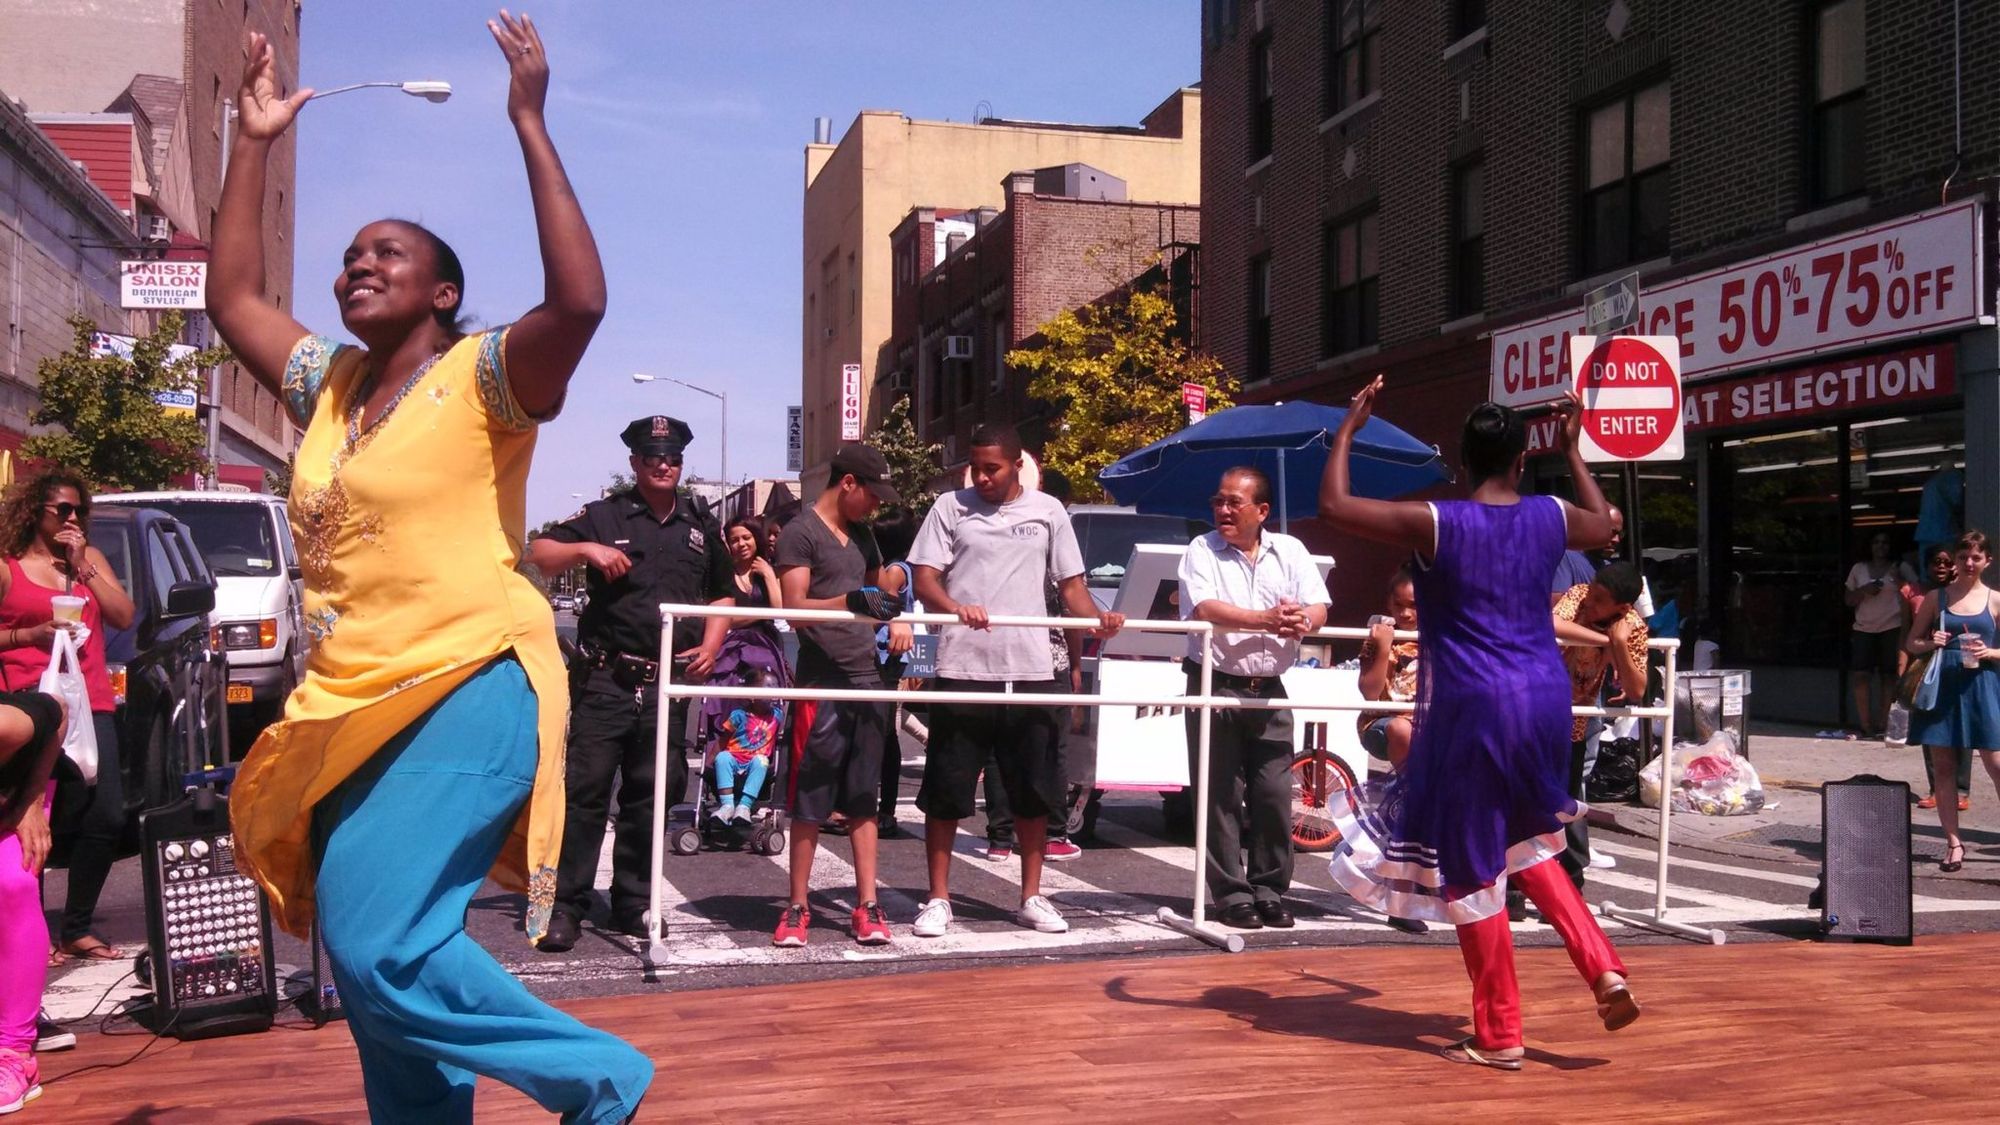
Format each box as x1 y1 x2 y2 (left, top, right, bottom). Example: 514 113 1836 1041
676 625 794 856
713 669 784 823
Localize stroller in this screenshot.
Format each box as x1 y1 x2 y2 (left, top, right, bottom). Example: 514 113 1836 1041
670 625 791 857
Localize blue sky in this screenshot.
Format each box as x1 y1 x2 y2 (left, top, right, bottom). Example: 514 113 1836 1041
293 1 1199 523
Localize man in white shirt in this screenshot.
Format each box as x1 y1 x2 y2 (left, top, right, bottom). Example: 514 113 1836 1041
1178 467 1330 930
907 425 1122 938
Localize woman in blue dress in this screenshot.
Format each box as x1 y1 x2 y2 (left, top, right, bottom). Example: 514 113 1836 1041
1904 529 2000 872
1317 377 1640 1070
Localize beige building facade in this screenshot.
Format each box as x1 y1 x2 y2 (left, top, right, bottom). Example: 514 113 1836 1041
799 88 1201 482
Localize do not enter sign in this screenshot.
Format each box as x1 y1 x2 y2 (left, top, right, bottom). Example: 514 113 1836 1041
1566 334 1684 462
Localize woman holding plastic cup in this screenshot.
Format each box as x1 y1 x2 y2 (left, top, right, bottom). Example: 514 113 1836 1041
0 467 135 962
1906 529 2000 873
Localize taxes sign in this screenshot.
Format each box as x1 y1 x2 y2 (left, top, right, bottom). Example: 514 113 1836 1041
785 405 803 472
839 363 862 441
1568 335 1684 462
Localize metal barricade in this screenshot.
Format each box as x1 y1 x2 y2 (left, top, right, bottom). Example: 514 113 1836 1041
645 603 1698 968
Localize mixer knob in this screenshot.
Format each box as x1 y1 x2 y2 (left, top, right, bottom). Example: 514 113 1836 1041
203 985 217 996
190 840 210 858
165 843 185 861
197 865 209 876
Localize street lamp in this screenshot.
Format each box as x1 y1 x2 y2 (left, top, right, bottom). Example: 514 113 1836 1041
307 80 454 103
630 373 727 488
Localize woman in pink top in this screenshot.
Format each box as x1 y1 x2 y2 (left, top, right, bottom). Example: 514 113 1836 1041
0 468 135 963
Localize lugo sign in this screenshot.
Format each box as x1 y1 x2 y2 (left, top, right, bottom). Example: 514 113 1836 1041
1569 335 1683 462
1490 199 1982 408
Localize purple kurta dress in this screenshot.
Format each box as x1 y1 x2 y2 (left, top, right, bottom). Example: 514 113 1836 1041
1328 496 1581 924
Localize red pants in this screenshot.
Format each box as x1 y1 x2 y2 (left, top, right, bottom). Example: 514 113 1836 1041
1455 857 1626 1049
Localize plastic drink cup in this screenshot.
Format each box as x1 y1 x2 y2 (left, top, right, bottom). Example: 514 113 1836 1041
50 595 85 624
1962 635 1982 671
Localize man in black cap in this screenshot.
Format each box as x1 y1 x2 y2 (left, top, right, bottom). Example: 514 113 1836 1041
527 414 734 951
769 444 906 947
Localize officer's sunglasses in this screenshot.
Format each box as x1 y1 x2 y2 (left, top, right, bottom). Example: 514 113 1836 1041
639 454 683 469
44 501 90 522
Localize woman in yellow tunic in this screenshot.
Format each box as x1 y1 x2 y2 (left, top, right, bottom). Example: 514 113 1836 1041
205 15 650 1123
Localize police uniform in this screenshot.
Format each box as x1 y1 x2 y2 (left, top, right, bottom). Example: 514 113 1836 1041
536 415 732 933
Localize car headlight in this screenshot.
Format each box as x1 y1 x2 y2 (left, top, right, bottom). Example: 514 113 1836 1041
222 619 279 650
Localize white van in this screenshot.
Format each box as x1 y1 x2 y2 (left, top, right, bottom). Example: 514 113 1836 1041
99 490 306 729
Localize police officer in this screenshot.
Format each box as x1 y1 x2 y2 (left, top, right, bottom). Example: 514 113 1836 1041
527 415 734 952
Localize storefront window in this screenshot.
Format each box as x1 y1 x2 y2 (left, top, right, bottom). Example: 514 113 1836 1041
1714 427 1842 667
1847 411 1964 558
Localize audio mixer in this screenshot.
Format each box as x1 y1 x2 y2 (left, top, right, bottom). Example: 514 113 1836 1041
138 795 276 1039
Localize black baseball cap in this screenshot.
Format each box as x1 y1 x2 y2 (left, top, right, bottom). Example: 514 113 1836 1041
829 444 901 503
621 415 693 457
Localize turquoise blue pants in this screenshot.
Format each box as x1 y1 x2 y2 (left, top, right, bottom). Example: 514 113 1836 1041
312 655 653 1124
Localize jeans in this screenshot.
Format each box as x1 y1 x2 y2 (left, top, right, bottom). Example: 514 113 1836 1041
49 712 124 943
715 753 769 809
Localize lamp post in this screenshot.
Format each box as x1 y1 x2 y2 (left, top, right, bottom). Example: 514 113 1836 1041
630 373 727 488
306 80 454 103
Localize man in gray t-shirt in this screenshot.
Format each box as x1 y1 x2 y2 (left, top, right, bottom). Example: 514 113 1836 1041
906 425 1121 940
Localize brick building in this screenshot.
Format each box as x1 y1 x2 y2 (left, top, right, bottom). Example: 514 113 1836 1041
1200 0 2000 724
800 89 1201 488
883 166 1200 466
0 0 304 481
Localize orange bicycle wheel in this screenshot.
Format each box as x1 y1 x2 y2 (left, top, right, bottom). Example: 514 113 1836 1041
1290 750 1359 852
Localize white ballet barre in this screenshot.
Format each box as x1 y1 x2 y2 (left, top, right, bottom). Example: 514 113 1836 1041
643 605 1702 966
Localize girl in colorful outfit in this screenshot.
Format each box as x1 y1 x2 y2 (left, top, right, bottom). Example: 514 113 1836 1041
1317 377 1640 1070
713 669 784 823
1905 529 2000 873
0 691 65 1115
206 15 649 1122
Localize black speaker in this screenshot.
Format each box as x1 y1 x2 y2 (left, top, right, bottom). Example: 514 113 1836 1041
1820 774 1913 945
136 791 279 1038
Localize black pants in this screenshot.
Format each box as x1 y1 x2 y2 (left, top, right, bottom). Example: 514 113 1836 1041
984 724 1072 845
48 713 124 942
552 667 689 923
1183 676 1293 907
1560 737 1590 888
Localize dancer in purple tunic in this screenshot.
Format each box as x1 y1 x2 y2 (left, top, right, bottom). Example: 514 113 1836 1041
1317 377 1641 1070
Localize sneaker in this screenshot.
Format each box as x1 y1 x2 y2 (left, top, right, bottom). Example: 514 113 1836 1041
0 1050 40 1115
1917 794 1939 809
1044 838 1083 861
985 843 1013 861
912 897 953 938
1589 847 1615 870
851 901 893 945
32 1013 72 1053
1017 894 1069 933
772 903 811 948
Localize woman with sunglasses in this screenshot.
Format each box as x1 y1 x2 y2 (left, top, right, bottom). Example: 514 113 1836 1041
0 469 135 966
204 13 649 1121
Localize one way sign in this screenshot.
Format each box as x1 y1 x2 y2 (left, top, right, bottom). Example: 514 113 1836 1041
1583 271 1640 337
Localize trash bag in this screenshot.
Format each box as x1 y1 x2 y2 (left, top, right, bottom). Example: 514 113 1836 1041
1586 736 1645 803
1638 729 1736 809
1637 730 1765 816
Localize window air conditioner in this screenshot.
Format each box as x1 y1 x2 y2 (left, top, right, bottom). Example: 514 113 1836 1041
944 335 974 361
143 215 173 243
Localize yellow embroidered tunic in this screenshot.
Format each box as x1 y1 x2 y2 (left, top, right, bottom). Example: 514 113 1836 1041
231 329 567 943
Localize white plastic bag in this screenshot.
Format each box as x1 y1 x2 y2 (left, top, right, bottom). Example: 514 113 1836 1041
38 628 98 784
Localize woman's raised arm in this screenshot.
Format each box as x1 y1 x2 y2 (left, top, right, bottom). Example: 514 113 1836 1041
1317 376 1436 554
487 11 606 418
207 32 315 391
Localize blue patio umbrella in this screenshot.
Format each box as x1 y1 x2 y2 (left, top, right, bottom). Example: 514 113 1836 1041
1097 400 1451 529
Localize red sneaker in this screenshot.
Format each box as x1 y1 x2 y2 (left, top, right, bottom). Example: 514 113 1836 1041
772 903 810 948
1044 838 1083 861
851 901 893 945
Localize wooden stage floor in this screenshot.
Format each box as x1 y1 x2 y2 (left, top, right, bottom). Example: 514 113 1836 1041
38 932 1998 1123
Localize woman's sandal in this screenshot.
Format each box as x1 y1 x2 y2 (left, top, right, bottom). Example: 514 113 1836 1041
59 936 127 962
46 945 69 969
1595 978 1642 1032
1441 1037 1523 1070
1940 843 1966 874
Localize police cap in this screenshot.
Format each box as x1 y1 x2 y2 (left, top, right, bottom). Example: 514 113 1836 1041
621 415 694 457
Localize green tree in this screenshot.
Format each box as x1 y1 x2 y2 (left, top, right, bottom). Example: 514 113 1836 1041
864 394 943 520
1009 285 1233 503
264 451 296 497
26 314 224 491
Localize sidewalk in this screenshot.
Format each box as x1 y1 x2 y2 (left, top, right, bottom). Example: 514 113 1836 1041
1587 721 2000 875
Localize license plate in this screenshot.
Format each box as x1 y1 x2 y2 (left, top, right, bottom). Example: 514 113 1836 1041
227 684 253 704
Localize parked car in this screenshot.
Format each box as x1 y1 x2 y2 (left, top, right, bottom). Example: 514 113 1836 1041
88 506 229 813
99 491 305 734
552 594 576 613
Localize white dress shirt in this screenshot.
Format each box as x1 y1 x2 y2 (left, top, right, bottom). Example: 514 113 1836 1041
1178 529 1332 677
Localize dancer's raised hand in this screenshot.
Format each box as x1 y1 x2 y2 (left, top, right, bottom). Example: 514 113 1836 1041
488 9 551 123
236 31 312 142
